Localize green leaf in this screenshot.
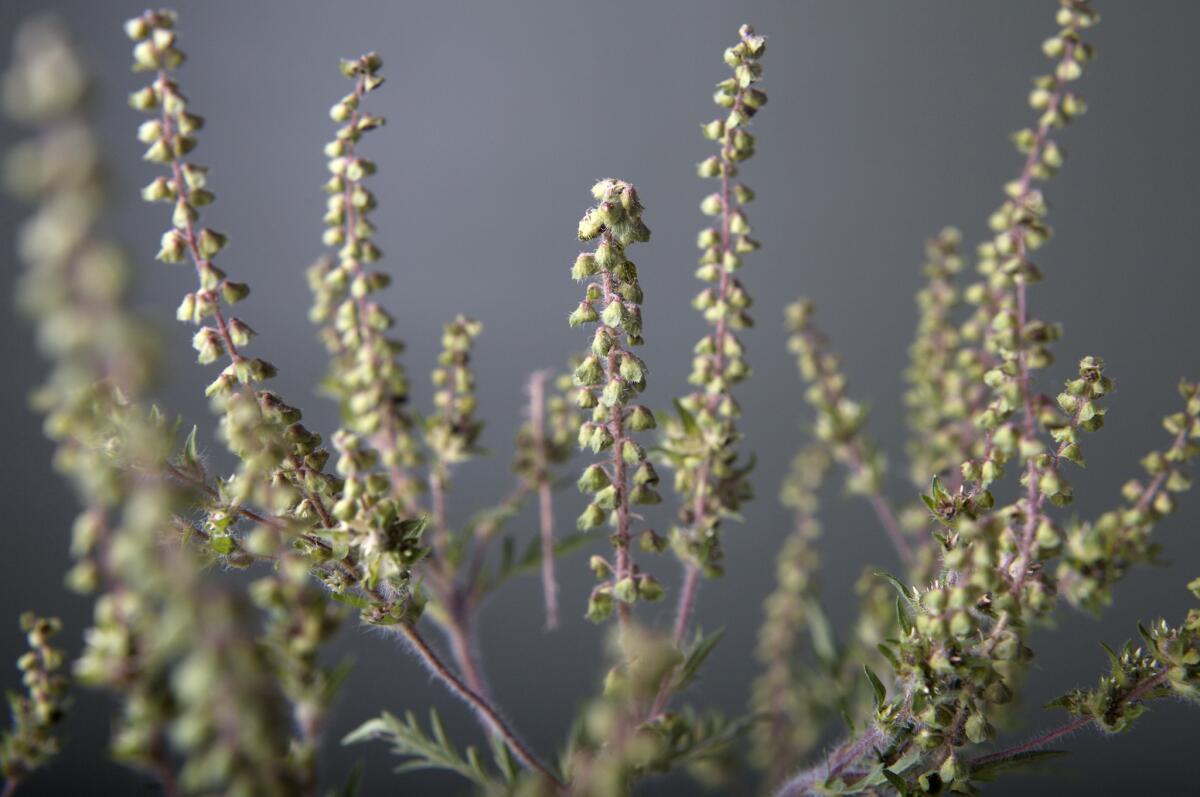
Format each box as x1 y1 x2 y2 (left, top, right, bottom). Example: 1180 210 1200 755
672 399 700 437
181 424 200 467
882 768 909 794
343 710 502 789
874 570 912 602
877 643 899 670
970 750 1068 782
1099 641 1119 669
896 595 912 635
674 628 725 692
864 665 887 709
1043 691 1080 711
489 732 519 784
483 531 592 595
327 591 370 610
805 599 838 670
1136 623 1154 649
330 761 364 797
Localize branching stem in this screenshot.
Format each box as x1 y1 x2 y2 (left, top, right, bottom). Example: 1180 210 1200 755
393 623 561 787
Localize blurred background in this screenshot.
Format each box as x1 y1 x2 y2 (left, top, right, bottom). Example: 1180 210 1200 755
1 1 1197 794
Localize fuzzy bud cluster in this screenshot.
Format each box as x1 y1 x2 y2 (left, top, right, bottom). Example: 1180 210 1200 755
127 10 344 544
663 24 767 581
904 228 974 487
426 316 485 469
958 0 1099 506
0 614 67 787
785 301 890 500
570 179 663 623
309 52 423 523
750 447 831 780
1058 380 1200 611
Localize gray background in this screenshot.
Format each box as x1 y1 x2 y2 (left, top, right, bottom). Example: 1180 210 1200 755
1 1 1197 794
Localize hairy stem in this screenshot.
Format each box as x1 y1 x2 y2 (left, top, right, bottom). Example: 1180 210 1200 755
774 724 887 797
601 252 634 638
393 623 561 786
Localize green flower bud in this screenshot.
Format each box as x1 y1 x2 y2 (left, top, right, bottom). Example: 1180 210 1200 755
568 301 598 327
601 300 625 329
589 555 612 580
176 292 197 322
572 253 598 280
589 425 613 453
586 589 614 623
577 464 611 493
578 209 603 240
601 378 626 408
196 228 226 258
701 118 725 140
627 405 656 431
573 355 604 386
630 484 661 505
157 230 186 263
637 575 664 602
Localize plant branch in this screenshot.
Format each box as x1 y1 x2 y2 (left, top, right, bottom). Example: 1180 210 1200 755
392 623 561 787
774 724 887 797
528 371 560 629
968 668 1170 772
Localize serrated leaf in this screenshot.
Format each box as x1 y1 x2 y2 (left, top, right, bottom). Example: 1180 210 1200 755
490 732 519 784
343 710 502 790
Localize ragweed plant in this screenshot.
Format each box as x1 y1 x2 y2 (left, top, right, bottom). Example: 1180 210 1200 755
2 3 1198 797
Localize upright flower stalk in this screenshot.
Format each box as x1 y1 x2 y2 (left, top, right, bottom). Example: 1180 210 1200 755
784 299 915 569
904 228 970 488
0 614 67 796
570 179 662 632
129 10 345 540
663 23 766 643
310 52 422 516
750 446 830 784
425 315 485 552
